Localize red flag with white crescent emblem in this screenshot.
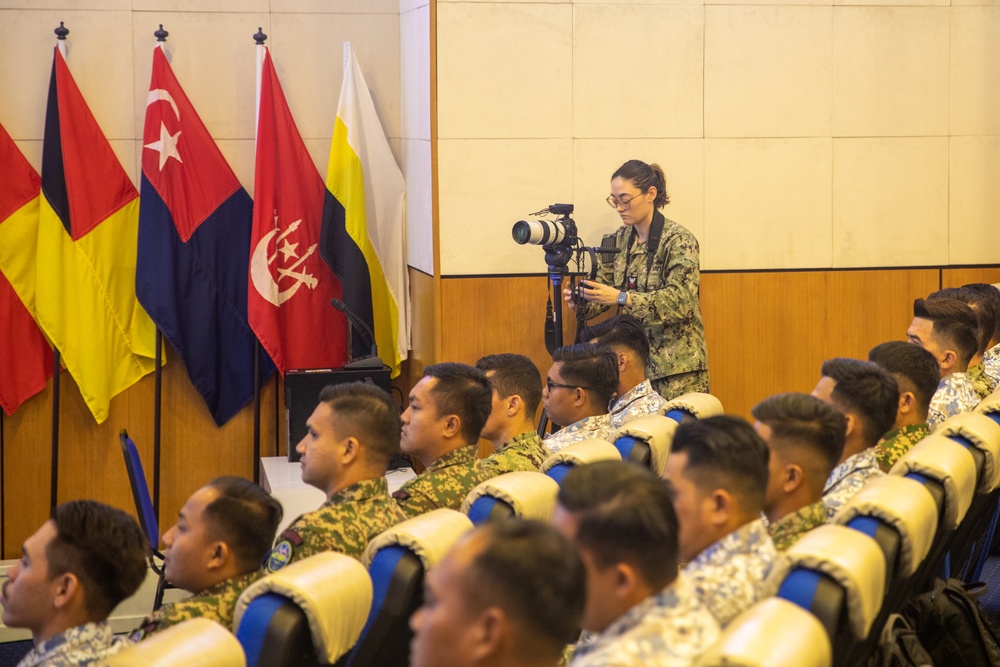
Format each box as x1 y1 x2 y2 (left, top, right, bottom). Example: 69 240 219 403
250 48 348 373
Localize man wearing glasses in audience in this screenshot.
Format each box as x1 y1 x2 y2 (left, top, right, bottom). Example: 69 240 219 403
542 344 619 454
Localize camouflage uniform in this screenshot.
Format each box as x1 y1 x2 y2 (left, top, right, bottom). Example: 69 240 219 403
683 518 782 627
968 361 997 400
544 414 613 454
875 423 930 472
928 372 980 430
392 445 492 519
768 501 826 552
983 345 1000 386
609 379 668 430
266 476 405 572
16 622 129 667
477 431 549 476
569 573 720 667
823 448 884 520
129 570 262 641
585 211 709 401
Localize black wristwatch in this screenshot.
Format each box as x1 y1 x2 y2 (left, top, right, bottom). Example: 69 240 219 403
617 291 628 306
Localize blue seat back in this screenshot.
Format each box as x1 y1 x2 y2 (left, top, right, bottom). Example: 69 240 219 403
119 430 159 547
237 592 319 667
613 435 652 468
544 463 574 485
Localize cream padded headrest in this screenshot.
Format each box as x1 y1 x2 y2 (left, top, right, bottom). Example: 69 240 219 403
233 552 371 664
661 392 724 419
540 439 621 472
460 472 559 522
975 389 1000 416
362 508 473 569
833 475 938 577
694 598 831 667
936 412 1000 492
784 524 886 638
889 434 978 530
612 414 677 475
98 619 245 667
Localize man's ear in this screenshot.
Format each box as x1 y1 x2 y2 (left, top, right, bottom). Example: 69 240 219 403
469 607 508 662
442 414 462 439
784 464 804 494
844 413 857 440
207 541 231 571
342 436 362 465
898 391 916 416
612 562 640 600
51 572 80 611
708 488 734 527
507 395 522 418
617 352 628 373
941 349 958 373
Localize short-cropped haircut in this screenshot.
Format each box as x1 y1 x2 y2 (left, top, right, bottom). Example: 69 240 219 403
476 353 543 416
820 358 898 447
463 520 585 653
913 297 980 367
47 500 148 620
869 341 940 413
962 283 1000 344
580 314 651 367
205 476 283 572
423 363 493 444
670 416 770 513
551 343 619 410
319 381 403 468
557 461 678 589
751 393 846 473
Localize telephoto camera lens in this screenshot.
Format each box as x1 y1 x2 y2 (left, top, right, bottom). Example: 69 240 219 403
511 219 567 246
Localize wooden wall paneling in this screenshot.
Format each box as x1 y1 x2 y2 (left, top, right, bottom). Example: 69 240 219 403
941 267 1000 288
701 269 940 420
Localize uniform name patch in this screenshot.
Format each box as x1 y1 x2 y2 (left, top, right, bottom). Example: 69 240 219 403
267 540 293 572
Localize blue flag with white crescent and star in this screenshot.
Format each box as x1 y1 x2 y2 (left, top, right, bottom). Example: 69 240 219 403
137 46 274 426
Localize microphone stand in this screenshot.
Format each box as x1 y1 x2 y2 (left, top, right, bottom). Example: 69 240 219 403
330 299 386 369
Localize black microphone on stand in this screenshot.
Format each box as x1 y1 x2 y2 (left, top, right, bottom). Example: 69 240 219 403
331 298 385 369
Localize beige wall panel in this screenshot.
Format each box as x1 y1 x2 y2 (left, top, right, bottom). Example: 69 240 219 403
832 7 948 137
215 139 257 196
438 138 574 275
404 138 434 274
267 13 400 141
573 4 704 139
0 0 127 8
951 8 1000 135
573 139 705 257
401 4 430 142
953 0 1000 8
132 0 268 12
109 139 139 188
302 137 334 183
950 137 1000 265
1 12 135 141
577 0 700 5
0 13 61 140
401 0 429 11
131 13 269 143
832 137 948 267
702 269 941 419
705 138 832 270
269 0 396 12
437 3 571 139
705 6 832 138
13 140 41 173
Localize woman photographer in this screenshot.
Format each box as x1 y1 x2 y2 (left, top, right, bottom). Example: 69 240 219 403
565 159 708 400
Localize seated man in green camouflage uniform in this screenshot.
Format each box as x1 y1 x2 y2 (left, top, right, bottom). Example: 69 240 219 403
868 341 940 471
393 363 494 518
131 476 282 640
582 315 667 430
751 393 846 551
929 287 999 400
266 382 406 571
475 353 549 475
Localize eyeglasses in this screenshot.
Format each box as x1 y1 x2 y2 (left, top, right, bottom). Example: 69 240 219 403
546 378 591 392
606 192 646 210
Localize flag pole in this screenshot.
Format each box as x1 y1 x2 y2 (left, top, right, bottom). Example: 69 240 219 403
49 21 70 514
151 24 170 522
252 27 268 483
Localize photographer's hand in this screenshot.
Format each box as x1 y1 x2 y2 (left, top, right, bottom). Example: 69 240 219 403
562 287 578 312
579 280 628 307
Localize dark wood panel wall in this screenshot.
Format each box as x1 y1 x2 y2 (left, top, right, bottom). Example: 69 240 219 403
3 265 998 558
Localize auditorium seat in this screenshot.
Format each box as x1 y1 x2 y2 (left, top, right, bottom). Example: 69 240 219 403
890 434 978 531
660 392 724 423
936 412 1000 493
694 598 832 667
778 524 886 662
234 552 372 667
99 618 245 667
834 475 937 584
540 438 621 484
975 389 1000 426
461 471 559 524
612 414 675 475
348 509 473 667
